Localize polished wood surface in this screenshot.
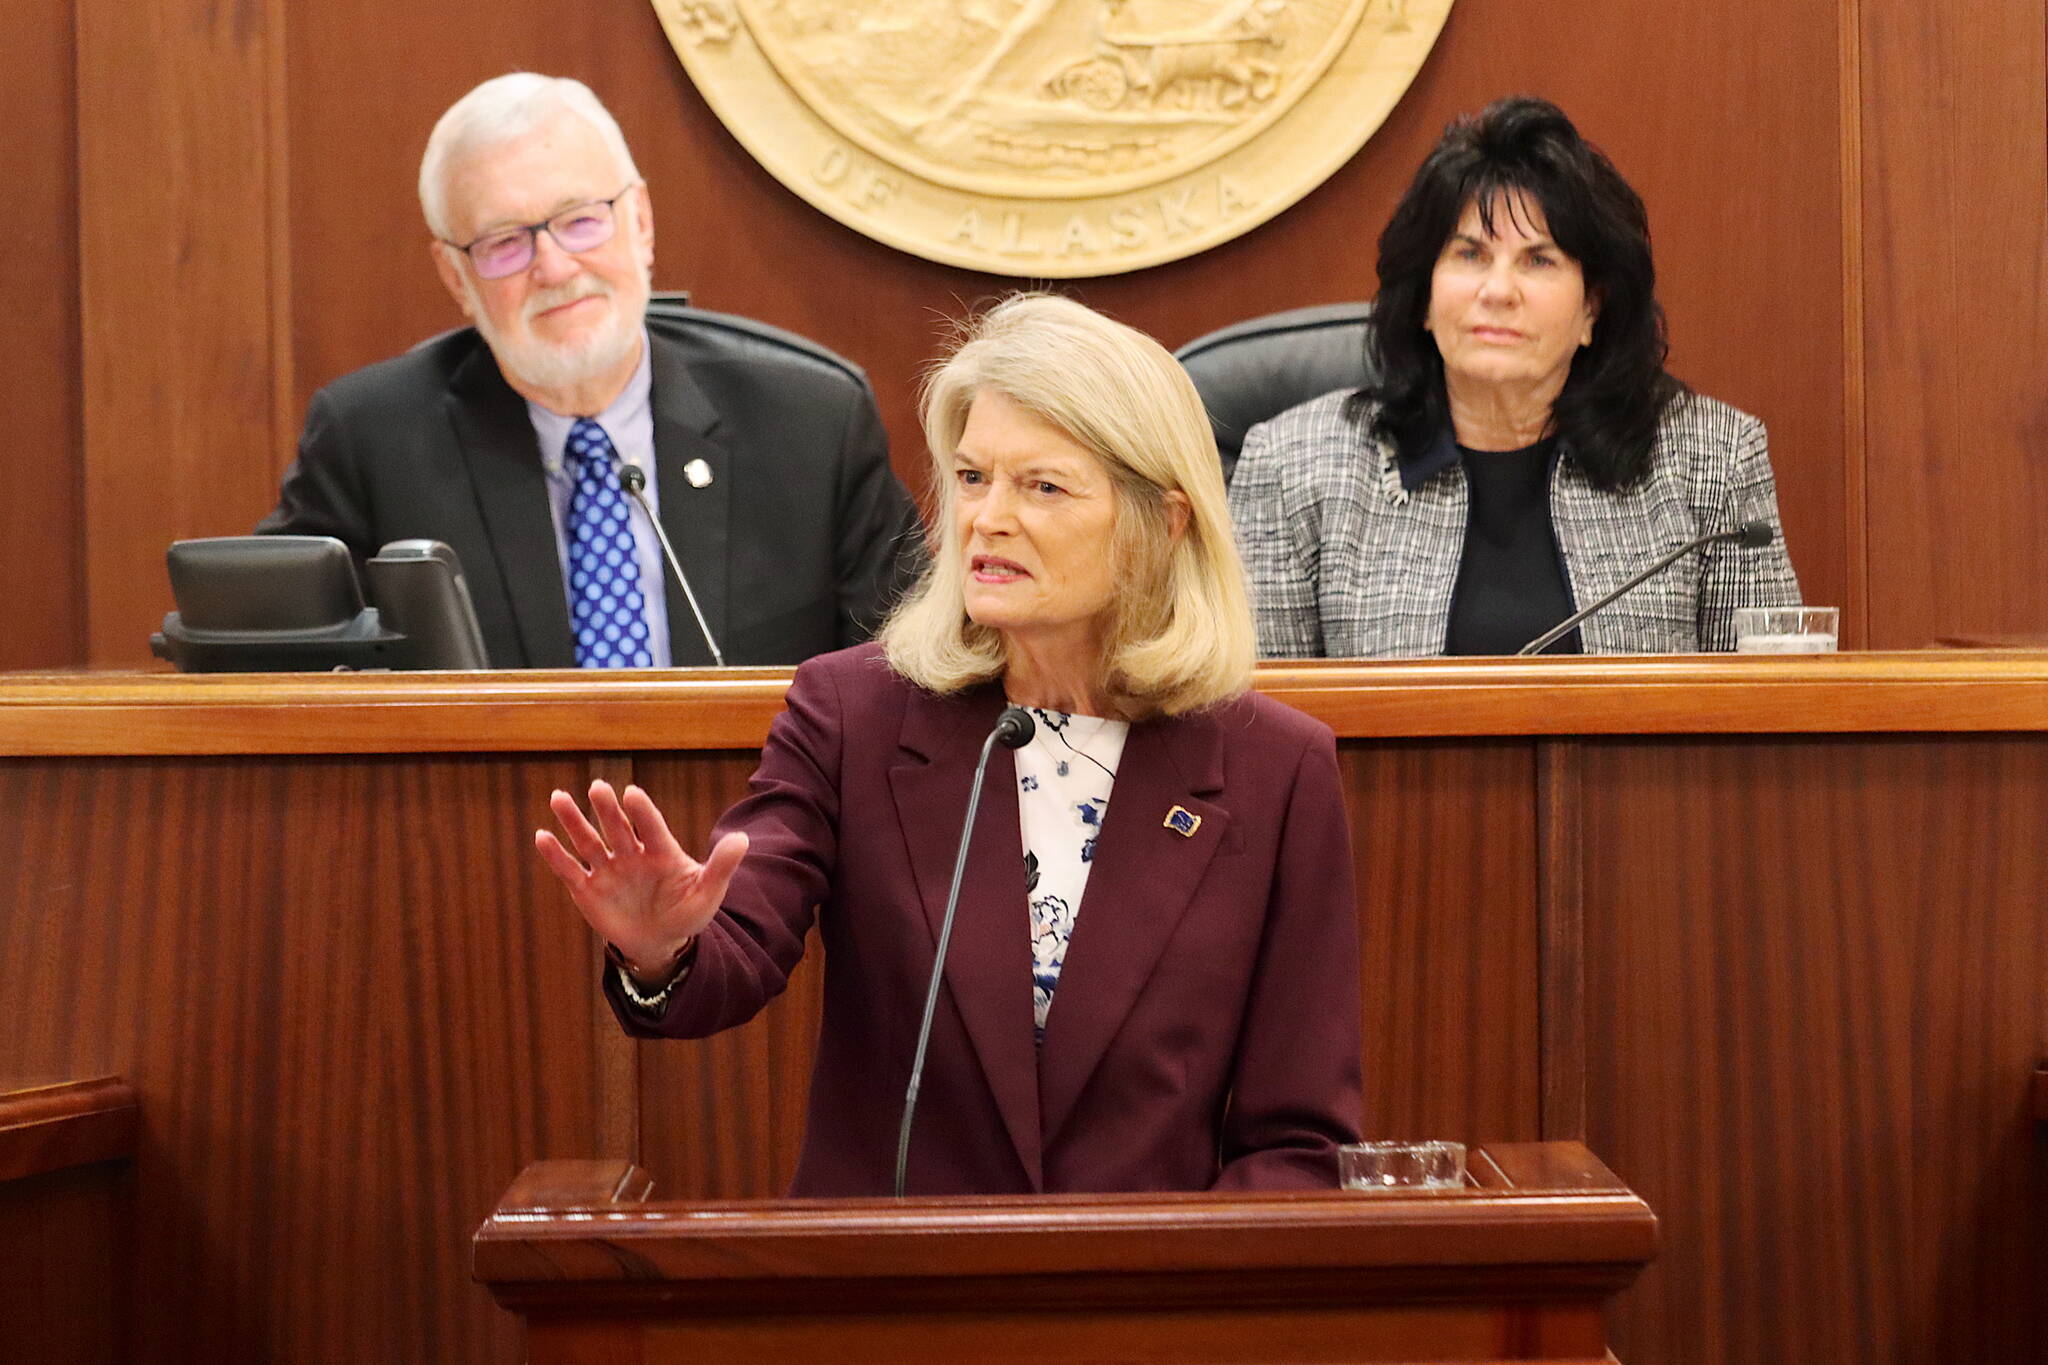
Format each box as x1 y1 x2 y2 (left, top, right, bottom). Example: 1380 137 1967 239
1581 737 2048 1362
0 1079 137 1365
74 0 291 667
3 0 84 671
1354 742 1540 1145
19 0 2036 663
475 1143 1654 1363
9 652 2048 756
0 751 606 1362
0 1078 138 1182
1858 0 2048 647
1 664 2042 1363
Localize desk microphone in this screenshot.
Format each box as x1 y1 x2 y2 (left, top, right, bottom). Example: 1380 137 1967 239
1516 521 1775 657
895 705 1036 1198
614 461 725 667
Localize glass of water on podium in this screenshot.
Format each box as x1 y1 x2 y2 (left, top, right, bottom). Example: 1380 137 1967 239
1338 1140 1467 1191
1734 606 1839 654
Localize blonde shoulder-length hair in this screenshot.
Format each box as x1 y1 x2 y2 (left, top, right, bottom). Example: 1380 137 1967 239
880 293 1255 720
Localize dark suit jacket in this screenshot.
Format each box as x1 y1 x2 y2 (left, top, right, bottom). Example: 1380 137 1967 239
258 308 924 666
607 645 1363 1196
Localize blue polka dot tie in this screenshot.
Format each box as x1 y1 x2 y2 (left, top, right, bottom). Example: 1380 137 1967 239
565 419 654 668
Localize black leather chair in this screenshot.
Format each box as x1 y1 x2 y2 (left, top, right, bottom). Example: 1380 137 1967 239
1174 302 1374 485
645 291 874 393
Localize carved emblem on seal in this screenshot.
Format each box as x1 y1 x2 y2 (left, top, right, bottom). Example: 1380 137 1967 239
653 0 1452 276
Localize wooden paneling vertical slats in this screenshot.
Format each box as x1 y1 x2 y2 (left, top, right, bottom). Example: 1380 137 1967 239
0 1165 131 1365
1858 0 2048 646
4 0 84 668
1579 736 2048 1365
73 0 292 666
1835 0 1872 649
1345 741 1542 1145
0 753 608 1361
1899 738 2048 1363
1535 740 1587 1139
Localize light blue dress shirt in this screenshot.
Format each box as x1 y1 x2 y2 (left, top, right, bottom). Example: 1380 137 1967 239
524 333 673 667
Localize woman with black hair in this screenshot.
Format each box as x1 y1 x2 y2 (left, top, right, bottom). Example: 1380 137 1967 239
1228 96 1801 656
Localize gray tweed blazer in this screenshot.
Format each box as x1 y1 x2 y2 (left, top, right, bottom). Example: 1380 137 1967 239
1228 389 1801 657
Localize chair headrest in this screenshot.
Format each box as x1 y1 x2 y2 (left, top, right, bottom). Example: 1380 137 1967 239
1175 302 1374 484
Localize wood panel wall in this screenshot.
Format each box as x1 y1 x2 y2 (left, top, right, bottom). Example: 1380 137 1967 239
0 1165 130 1365
1578 736 2048 1363
4 0 83 669
1858 0 2048 647
66 0 294 666
15 0 2043 662
0 752 608 1362
3 694 2043 1364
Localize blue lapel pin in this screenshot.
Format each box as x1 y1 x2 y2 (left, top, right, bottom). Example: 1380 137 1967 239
1163 805 1200 838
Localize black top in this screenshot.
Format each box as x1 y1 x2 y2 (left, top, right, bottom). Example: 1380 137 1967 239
1445 439 1582 656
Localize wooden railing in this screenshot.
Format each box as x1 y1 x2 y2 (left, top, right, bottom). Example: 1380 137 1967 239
5 651 2048 754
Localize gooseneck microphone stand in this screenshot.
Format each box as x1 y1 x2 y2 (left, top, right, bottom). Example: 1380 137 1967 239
894 706 1036 1197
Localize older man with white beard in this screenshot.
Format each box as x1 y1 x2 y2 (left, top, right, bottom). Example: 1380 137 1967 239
259 73 923 668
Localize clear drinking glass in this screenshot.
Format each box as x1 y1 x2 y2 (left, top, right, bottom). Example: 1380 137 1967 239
1733 606 1840 654
1338 1140 1467 1191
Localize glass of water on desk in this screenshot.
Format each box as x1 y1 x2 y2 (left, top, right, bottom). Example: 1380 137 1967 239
1734 606 1840 654
1339 1140 1467 1192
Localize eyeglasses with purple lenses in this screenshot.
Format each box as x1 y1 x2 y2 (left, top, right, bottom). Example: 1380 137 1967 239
451 184 636 281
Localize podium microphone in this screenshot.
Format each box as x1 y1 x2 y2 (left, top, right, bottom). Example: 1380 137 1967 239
1516 520 1775 657
615 461 725 667
895 705 1036 1197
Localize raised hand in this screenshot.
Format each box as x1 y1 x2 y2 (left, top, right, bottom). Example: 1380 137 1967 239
534 780 749 977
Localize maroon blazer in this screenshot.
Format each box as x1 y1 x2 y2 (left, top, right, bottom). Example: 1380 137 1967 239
606 644 1362 1195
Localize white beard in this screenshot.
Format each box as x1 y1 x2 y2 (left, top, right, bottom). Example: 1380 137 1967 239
467 270 647 394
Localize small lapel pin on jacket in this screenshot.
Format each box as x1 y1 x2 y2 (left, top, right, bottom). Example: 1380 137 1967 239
683 458 714 488
1163 805 1201 838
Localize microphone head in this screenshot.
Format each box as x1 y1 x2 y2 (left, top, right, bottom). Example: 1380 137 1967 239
617 463 648 495
993 706 1036 749
1733 520 1774 549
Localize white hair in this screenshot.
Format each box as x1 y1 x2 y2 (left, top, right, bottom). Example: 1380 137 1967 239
418 73 641 240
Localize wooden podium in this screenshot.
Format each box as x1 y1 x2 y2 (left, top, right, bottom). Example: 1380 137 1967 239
473 1141 1655 1364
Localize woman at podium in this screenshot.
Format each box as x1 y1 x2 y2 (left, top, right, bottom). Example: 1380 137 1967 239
537 294 1362 1196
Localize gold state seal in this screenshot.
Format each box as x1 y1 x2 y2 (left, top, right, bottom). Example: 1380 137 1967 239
654 0 1452 277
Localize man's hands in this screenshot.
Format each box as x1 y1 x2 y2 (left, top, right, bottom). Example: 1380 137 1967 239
535 780 748 978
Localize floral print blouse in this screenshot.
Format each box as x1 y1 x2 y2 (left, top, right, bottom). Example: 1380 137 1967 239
1015 707 1129 1043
